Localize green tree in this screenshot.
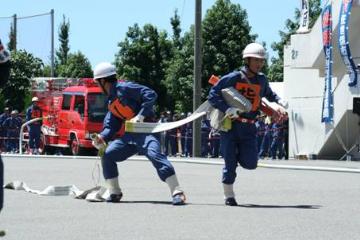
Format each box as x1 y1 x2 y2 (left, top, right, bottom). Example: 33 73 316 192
115 0 257 112
164 0 257 112
7 23 16 51
2 50 43 111
56 15 70 66
164 28 194 113
171 9 182 50
268 0 321 82
202 0 257 94
42 65 52 77
115 23 173 111
57 51 92 78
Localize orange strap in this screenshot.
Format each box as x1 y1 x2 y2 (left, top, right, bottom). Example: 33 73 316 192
108 99 135 120
208 75 220 85
260 101 275 116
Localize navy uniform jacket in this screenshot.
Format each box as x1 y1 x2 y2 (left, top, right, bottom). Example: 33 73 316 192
208 67 280 120
26 105 42 127
100 81 157 142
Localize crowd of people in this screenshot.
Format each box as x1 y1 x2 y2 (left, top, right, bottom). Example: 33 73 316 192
0 97 43 154
0 108 22 153
256 115 289 160
159 112 221 158
158 111 289 160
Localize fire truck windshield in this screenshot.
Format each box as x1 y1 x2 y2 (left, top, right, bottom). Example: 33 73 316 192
87 93 107 122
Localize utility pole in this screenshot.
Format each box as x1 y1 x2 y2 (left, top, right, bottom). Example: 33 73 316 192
50 9 55 77
12 14 17 51
193 0 202 157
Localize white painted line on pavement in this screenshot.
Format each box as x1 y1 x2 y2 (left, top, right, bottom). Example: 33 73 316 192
2 154 360 173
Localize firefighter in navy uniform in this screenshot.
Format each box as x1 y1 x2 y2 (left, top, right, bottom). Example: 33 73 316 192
0 37 11 218
209 128 221 158
26 97 42 154
91 62 186 205
255 114 266 154
2 110 21 153
270 119 285 160
0 107 10 152
208 43 287 206
184 113 193 157
200 115 211 157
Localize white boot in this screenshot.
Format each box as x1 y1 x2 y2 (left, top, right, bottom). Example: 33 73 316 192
165 174 186 205
105 177 122 194
104 177 122 202
223 183 235 199
223 183 237 206
165 174 182 196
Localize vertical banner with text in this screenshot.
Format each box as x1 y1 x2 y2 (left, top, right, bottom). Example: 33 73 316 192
338 0 357 87
321 3 333 123
297 0 310 33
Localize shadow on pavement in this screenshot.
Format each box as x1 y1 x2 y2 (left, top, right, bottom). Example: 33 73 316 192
117 200 173 205
238 204 322 209
180 203 321 209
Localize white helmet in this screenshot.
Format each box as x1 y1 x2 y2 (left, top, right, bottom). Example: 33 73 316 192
242 43 267 59
93 62 116 80
32 97 39 102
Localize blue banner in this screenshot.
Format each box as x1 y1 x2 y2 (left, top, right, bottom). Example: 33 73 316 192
321 4 333 123
338 0 357 87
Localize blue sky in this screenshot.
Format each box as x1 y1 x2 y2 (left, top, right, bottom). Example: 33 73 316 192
0 0 299 68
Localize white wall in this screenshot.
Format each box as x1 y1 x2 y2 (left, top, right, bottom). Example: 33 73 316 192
284 1 360 159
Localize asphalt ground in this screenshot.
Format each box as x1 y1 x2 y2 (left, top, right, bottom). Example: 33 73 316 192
0 155 359 240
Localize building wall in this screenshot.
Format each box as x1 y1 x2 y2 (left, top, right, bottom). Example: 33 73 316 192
284 1 360 159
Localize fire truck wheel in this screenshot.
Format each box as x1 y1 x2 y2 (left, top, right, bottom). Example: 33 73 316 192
70 138 84 156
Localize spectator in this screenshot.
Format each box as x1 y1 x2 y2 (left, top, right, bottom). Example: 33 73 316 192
270 119 284 160
179 113 187 157
158 111 167 154
184 112 193 157
283 117 289 160
209 128 221 158
0 107 10 152
201 116 211 157
255 114 266 154
2 110 21 153
164 112 177 156
26 97 43 155
259 116 273 159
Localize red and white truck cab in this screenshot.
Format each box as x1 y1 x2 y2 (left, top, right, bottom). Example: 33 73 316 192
31 78 107 155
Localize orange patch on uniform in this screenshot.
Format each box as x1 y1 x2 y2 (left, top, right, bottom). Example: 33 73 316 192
235 83 261 111
108 99 135 120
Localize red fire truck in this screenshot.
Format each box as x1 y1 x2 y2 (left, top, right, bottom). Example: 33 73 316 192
31 77 107 155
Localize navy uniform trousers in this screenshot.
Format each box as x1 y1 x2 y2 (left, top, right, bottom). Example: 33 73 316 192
220 121 258 184
102 132 175 182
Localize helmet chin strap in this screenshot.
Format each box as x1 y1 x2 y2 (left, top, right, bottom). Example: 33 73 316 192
97 79 109 96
